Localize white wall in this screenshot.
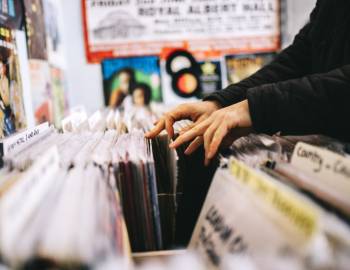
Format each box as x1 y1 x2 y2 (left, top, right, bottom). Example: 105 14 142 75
61 0 104 114
281 0 317 48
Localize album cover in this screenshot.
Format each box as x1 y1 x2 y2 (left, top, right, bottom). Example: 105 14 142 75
23 0 48 60
0 0 24 29
102 56 162 108
160 48 201 104
50 67 67 128
43 0 66 68
225 52 276 85
0 26 27 139
28 59 52 124
199 60 222 97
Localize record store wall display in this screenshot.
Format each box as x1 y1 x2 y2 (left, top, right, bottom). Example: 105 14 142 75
102 56 162 108
22 0 70 126
82 0 280 63
0 25 27 139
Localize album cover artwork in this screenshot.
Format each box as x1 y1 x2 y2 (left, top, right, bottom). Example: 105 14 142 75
0 0 24 29
50 67 67 128
199 60 222 97
43 0 66 67
23 0 48 60
102 56 162 108
225 53 276 84
0 26 27 138
29 59 52 124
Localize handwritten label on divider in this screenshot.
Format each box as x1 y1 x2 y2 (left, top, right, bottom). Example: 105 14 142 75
0 122 49 157
229 158 319 239
291 142 350 198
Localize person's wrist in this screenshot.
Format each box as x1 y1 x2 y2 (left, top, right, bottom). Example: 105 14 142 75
236 100 252 127
203 100 222 112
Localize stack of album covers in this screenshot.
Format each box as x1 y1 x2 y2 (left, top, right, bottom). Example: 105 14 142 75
59 107 181 251
0 106 181 268
111 132 163 252
190 134 350 270
226 134 350 219
0 130 131 269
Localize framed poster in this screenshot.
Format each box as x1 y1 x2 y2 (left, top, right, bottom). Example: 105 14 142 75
102 56 162 107
82 0 280 63
0 26 27 138
225 52 276 85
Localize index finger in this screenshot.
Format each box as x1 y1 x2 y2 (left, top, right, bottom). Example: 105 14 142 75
145 119 165 138
145 104 192 138
169 119 210 148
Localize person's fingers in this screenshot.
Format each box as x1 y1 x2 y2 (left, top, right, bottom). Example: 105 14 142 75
168 104 197 123
203 119 222 164
169 119 210 149
184 136 203 155
207 124 229 160
179 114 208 135
179 123 195 135
164 114 175 138
145 119 165 138
195 114 209 124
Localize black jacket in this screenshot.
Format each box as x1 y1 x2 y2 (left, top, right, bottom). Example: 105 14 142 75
204 0 350 141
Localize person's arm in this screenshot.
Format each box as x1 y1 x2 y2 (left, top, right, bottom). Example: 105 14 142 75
247 65 350 140
204 1 321 107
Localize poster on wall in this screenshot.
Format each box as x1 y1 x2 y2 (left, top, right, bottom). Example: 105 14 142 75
23 0 48 60
102 56 162 108
50 67 67 128
82 0 280 63
161 48 202 104
0 26 27 138
0 0 24 29
225 52 276 85
29 59 52 124
43 0 66 68
199 60 222 97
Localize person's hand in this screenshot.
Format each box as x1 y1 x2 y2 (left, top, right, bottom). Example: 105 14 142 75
169 100 253 165
145 100 221 139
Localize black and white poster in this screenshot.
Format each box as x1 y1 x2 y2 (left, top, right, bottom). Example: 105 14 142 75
82 0 280 62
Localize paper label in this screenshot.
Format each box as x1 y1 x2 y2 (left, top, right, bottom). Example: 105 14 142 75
291 142 350 197
189 168 307 270
229 158 318 239
0 122 49 157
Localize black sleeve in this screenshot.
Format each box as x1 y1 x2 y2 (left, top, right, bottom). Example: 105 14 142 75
203 1 320 107
246 65 350 140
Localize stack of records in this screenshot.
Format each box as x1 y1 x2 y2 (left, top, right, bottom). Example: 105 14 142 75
190 134 350 270
0 106 180 268
0 153 130 269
